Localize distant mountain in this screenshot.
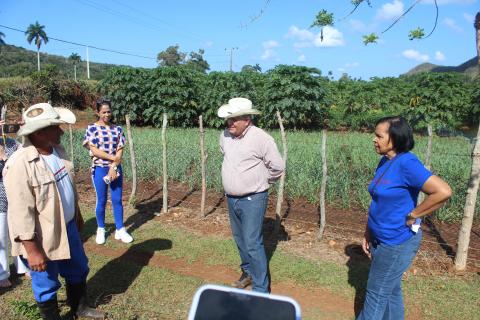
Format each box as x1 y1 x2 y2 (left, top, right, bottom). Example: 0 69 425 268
0 43 126 80
405 56 479 78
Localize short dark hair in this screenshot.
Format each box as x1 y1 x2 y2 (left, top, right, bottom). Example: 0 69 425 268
95 98 111 111
376 116 414 153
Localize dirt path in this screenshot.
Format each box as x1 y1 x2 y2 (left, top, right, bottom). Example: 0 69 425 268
84 242 355 319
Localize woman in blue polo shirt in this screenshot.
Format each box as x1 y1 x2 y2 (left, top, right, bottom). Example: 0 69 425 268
358 116 452 320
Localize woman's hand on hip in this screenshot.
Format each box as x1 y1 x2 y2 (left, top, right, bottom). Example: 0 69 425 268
362 230 372 259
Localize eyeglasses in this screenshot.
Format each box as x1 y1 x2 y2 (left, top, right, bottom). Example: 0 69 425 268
96 98 111 107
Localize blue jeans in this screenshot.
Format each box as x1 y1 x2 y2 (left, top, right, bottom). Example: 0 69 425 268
21 220 89 303
227 191 269 293
357 230 422 320
92 165 124 230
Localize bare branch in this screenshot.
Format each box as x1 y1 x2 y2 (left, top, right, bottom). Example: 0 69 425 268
382 0 423 34
423 0 439 39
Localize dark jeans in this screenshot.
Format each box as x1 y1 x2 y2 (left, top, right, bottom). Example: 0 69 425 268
357 230 422 320
227 191 269 293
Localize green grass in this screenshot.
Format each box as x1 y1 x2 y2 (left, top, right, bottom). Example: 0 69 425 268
66 127 474 221
1 208 479 319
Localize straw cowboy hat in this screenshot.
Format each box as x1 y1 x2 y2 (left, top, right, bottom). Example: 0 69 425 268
217 97 261 119
18 102 76 136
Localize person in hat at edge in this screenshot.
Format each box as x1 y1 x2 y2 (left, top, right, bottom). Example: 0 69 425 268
218 97 285 293
3 103 104 319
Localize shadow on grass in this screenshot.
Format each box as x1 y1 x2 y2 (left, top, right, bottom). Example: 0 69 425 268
264 217 290 292
345 244 370 316
87 238 172 307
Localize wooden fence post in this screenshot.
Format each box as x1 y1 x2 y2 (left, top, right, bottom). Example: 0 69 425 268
419 124 433 203
454 121 480 270
317 129 328 240
125 114 137 207
274 111 287 235
69 124 74 165
198 115 207 218
162 113 168 214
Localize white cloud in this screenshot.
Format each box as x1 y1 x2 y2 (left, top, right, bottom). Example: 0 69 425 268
463 13 474 24
422 0 476 4
260 40 279 60
349 19 368 32
286 25 344 48
376 0 404 21
402 49 429 62
263 40 279 49
443 18 462 31
345 62 360 68
298 54 306 62
435 51 446 61
204 41 213 48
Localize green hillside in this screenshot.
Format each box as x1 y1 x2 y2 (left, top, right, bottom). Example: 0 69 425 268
405 56 479 78
0 43 125 80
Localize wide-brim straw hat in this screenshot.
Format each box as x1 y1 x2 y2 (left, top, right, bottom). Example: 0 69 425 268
18 102 76 136
217 97 261 119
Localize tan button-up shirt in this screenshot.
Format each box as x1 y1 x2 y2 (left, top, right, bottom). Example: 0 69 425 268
220 125 285 196
4 142 82 260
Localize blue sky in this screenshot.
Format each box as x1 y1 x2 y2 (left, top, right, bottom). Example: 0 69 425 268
1 0 478 79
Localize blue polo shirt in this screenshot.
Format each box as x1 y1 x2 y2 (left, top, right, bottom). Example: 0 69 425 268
367 152 432 245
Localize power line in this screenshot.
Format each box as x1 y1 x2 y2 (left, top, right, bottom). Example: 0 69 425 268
0 24 156 60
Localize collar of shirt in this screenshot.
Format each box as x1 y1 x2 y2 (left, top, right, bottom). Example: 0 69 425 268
232 124 253 140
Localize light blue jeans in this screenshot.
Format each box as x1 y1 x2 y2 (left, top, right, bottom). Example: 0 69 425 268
21 220 89 303
227 191 269 293
357 230 422 320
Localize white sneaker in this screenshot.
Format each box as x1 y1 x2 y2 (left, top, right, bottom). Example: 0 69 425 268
95 227 106 245
114 227 133 243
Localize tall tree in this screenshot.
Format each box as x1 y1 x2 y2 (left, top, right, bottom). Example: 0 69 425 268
157 45 186 67
0 31 5 53
241 64 262 73
185 49 210 73
25 21 49 71
69 53 81 81
475 12 480 66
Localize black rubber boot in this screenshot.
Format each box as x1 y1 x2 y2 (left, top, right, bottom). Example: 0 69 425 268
66 281 104 319
37 297 62 320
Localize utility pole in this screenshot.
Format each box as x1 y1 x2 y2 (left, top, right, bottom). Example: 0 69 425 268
86 45 90 79
225 47 238 72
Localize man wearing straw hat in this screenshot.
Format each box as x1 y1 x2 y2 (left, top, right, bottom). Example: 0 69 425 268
4 103 104 319
218 97 284 293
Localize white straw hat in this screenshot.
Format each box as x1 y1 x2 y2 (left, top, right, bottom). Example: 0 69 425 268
18 103 76 136
217 97 261 119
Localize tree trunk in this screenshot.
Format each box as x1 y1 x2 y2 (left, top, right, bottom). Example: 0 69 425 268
74 65 77 81
274 111 287 235
37 49 40 71
162 113 168 214
125 115 137 207
475 12 480 66
454 121 480 270
198 115 207 218
317 129 328 240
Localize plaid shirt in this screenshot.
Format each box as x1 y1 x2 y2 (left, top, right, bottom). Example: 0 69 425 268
83 123 126 167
